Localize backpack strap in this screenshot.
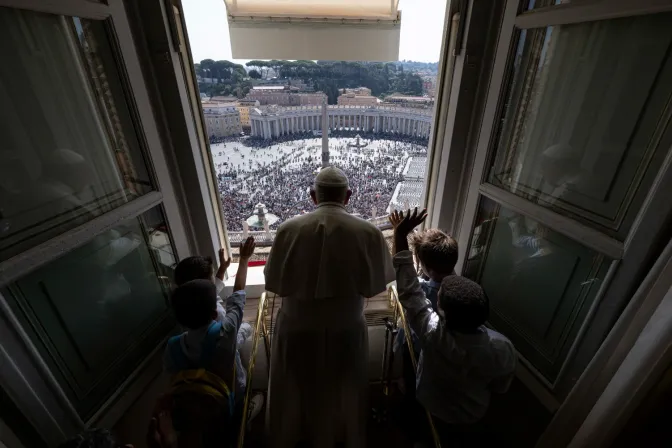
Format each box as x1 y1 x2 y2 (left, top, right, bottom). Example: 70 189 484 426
200 321 222 368
167 334 190 371
200 321 236 412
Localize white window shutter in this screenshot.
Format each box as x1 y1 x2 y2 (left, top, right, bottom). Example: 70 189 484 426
223 0 401 60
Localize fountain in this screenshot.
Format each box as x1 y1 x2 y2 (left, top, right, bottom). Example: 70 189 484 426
245 203 279 230
347 134 368 149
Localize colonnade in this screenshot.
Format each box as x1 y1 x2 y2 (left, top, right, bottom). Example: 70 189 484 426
250 106 432 140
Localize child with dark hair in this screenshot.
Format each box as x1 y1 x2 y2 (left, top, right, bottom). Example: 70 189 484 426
171 244 261 416
174 248 232 321
390 209 516 445
164 237 263 437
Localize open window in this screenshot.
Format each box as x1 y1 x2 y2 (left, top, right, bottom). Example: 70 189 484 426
434 0 672 445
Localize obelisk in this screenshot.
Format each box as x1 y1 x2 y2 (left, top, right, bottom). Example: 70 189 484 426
321 98 329 167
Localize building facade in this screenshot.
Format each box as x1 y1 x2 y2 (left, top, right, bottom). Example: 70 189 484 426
337 87 379 106
202 103 242 137
343 87 372 96
247 85 327 106
337 93 380 106
235 98 260 128
383 95 435 109
249 104 432 139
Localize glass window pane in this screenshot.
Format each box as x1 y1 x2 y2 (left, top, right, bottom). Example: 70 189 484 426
525 0 567 10
463 196 611 381
0 8 154 261
4 206 175 419
488 13 672 239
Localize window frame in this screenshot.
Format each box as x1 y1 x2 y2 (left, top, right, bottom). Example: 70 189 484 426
436 0 672 444
0 0 200 443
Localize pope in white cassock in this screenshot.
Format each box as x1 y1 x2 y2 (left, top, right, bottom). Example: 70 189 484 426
264 166 395 447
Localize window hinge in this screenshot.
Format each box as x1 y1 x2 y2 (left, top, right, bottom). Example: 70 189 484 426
453 0 469 56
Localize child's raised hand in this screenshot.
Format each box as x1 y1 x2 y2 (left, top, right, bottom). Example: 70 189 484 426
219 248 232 271
389 207 427 235
239 236 256 260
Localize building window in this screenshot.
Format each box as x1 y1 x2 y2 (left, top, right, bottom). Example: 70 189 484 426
186 1 444 260
4 205 176 419
0 2 187 434
0 9 154 262
488 14 672 239
463 196 610 381
459 5 672 387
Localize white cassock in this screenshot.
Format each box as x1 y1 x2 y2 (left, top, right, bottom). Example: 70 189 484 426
264 201 394 448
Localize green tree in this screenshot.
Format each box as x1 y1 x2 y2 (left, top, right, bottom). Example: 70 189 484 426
248 69 262 79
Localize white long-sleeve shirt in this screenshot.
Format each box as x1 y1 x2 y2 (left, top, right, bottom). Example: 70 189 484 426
393 250 516 424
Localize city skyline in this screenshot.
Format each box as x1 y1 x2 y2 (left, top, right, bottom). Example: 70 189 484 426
182 0 448 65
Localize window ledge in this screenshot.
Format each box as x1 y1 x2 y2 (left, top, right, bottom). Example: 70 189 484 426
222 263 266 298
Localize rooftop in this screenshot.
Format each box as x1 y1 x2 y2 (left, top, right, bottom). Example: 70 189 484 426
252 85 286 90
385 95 433 102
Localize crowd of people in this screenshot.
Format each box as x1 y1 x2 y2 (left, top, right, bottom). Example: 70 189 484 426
211 131 429 231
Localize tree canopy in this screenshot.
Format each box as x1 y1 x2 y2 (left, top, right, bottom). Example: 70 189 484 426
196 59 426 103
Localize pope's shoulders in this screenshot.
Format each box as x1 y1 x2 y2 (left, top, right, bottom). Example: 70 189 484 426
277 209 381 236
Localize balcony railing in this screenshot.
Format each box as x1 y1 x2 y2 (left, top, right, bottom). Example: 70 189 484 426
228 217 392 246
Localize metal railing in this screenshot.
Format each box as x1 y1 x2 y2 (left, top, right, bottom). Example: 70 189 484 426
228 218 392 246
237 292 271 448
387 285 442 448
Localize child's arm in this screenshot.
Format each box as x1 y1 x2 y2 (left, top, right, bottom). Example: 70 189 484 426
393 250 438 341
215 248 231 282
221 237 255 336
389 208 438 342
233 236 255 292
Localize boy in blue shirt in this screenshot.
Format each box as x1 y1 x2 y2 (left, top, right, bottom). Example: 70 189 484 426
164 237 262 438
